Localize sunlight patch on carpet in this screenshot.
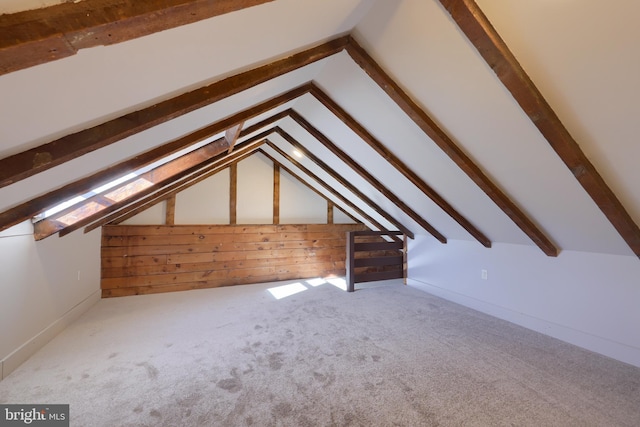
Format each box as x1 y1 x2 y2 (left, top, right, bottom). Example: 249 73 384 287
267 282 308 299
306 278 327 287
326 277 347 291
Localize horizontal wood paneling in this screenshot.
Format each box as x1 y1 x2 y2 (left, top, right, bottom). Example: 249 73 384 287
346 231 406 291
101 224 367 297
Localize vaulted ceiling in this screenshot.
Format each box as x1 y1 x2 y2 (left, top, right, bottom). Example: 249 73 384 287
1 0 639 259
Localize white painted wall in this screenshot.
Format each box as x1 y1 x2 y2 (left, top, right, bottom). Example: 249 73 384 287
279 169 326 224
0 222 101 379
408 237 640 368
124 154 341 226
121 202 165 225
175 171 230 224
333 207 356 224
237 154 274 224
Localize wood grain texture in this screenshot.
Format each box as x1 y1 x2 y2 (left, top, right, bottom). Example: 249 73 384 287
346 231 405 291
288 110 444 243
0 84 308 234
273 164 280 225
345 35 557 256
438 0 640 258
101 223 368 297
34 137 231 239
308 84 490 247
263 143 389 234
87 141 261 231
273 127 414 239
0 35 345 188
0 0 275 75
229 163 237 225
165 195 176 225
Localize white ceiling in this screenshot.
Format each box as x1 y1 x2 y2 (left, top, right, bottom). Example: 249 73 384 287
1 0 638 257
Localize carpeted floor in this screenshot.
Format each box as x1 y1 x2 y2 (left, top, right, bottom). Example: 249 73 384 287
1 278 639 426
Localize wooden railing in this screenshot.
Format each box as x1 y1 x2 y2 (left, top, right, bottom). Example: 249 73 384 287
346 230 407 292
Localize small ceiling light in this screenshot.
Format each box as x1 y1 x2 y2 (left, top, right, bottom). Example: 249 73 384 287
293 149 303 158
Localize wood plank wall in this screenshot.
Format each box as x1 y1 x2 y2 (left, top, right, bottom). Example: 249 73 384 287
101 223 369 297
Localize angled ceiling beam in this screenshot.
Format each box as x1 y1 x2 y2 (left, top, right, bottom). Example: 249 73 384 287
272 127 415 239
438 0 640 259
86 140 264 231
98 141 364 231
86 112 293 230
0 36 347 188
225 122 245 154
257 149 361 224
34 129 271 239
344 35 558 256
34 136 231 240
286 110 446 243
307 83 490 247
264 141 392 235
0 0 275 76
0 84 309 234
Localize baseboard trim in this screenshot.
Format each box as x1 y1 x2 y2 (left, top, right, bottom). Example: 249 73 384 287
407 278 640 368
1 289 101 380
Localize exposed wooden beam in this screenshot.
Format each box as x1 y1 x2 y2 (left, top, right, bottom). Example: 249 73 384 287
327 201 334 224
87 141 262 231
0 36 347 188
263 142 388 234
308 83 490 247
165 195 176 225
226 122 244 154
287 110 445 243
345 35 558 256
438 0 640 258
273 164 280 225
34 136 231 239
36 129 271 239
0 84 311 234
258 150 360 226
273 127 415 239
229 163 237 225
0 0 275 76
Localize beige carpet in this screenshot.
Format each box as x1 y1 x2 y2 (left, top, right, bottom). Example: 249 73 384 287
1 278 639 426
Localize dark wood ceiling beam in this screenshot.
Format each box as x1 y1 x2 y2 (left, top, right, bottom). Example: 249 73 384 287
264 141 389 235
438 0 640 258
88 141 262 231
35 130 270 239
34 136 231 240
307 83 490 247
287 110 445 243
0 84 310 234
272 127 414 239
0 0 275 76
345 35 558 256
0 36 347 188
98 118 366 230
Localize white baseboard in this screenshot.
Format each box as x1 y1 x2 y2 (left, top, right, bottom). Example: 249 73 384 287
1 289 101 380
407 278 640 368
